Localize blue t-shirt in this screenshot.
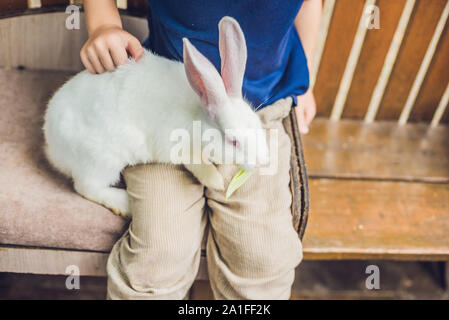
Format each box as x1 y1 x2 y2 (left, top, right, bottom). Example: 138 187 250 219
144 0 309 109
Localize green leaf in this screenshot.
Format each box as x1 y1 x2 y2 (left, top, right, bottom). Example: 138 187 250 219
225 170 253 200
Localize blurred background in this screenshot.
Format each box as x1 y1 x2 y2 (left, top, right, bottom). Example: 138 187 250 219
0 0 448 299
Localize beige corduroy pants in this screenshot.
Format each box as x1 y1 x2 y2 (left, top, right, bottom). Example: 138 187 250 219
106 97 303 300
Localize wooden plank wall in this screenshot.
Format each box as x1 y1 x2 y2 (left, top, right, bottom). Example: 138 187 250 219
0 0 448 125
315 0 449 125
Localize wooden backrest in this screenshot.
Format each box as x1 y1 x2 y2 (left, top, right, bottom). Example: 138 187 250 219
1 0 448 126
314 0 449 126
0 0 146 16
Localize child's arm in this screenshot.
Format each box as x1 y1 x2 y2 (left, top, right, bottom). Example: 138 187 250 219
81 0 144 74
294 0 322 134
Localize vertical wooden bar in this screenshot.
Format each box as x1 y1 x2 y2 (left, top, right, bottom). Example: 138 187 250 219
362 0 415 123
116 0 127 10
330 0 376 121
28 0 42 9
377 0 448 121
399 0 449 125
314 0 366 118
430 83 449 127
311 0 336 89
410 20 449 123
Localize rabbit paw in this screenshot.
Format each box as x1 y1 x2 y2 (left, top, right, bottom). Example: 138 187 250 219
102 189 131 218
184 163 225 191
77 186 131 219
107 204 131 219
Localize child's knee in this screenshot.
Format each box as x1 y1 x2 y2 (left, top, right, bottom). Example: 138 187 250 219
109 229 202 293
249 238 302 277
211 231 303 279
125 246 201 292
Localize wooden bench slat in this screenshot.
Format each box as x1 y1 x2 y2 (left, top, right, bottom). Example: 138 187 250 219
303 119 449 183
127 0 148 16
302 178 449 260
0 0 28 13
0 245 209 279
41 0 71 7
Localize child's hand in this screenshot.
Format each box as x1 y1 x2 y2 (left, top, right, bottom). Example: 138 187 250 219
296 89 316 134
80 25 144 74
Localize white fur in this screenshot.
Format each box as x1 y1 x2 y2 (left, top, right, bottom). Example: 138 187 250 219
43 17 268 218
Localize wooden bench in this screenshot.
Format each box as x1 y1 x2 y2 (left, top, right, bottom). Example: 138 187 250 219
302 119 449 261
300 0 449 264
1 0 449 292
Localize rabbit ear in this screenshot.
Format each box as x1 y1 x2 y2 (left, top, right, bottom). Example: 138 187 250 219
183 38 228 118
218 16 247 98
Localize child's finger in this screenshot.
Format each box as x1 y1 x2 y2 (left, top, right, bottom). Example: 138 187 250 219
86 48 105 74
295 106 309 134
80 50 96 74
127 36 144 61
304 105 316 126
110 47 129 67
96 44 116 72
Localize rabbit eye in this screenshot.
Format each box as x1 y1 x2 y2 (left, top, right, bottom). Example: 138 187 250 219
226 136 239 148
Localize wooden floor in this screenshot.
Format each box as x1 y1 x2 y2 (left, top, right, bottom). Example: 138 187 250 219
1 260 448 300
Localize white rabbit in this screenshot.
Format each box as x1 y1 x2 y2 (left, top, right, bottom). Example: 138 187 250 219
43 17 269 218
